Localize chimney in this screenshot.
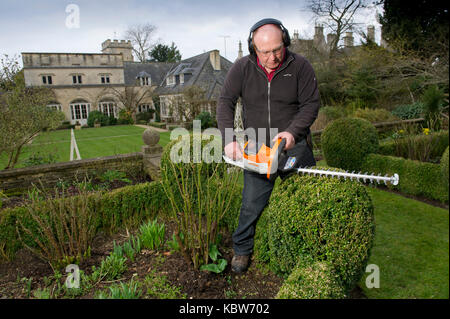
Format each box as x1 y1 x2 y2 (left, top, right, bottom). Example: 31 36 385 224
367 25 375 42
343 32 354 47
238 41 243 59
209 50 221 71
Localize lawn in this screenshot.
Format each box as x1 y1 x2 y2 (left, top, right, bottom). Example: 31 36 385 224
359 186 449 299
315 159 449 298
0 126 173 169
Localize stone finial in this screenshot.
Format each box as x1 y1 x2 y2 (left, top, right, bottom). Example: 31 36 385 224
142 128 160 146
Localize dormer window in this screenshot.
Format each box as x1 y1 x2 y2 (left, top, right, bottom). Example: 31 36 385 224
140 76 150 86
136 71 151 86
166 75 175 86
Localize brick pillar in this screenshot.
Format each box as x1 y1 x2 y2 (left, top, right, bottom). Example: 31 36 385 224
142 128 163 180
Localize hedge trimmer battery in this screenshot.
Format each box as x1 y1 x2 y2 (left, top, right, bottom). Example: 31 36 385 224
223 138 399 185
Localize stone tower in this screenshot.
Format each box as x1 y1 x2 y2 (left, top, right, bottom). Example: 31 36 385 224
101 39 134 62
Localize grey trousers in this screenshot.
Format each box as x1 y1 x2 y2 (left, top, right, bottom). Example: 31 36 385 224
232 170 276 256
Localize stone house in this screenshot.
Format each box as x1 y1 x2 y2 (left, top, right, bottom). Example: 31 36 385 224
21 40 231 125
153 50 233 123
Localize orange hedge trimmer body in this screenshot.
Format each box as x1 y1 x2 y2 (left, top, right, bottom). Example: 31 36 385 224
223 138 399 185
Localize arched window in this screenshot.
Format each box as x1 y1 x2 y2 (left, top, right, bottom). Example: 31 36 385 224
70 99 90 122
98 100 117 118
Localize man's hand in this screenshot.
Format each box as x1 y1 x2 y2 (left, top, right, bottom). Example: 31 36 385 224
224 141 243 160
272 131 295 150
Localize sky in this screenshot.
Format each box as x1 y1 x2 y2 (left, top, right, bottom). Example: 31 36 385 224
0 0 383 65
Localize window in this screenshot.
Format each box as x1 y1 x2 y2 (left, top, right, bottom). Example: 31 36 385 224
138 104 151 113
180 73 184 84
99 102 116 118
139 77 150 86
47 104 61 111
160 97 168 117
42 75 53 85
101 75 110 84
72 75 82 84
166 76 175 86
70 103 90 120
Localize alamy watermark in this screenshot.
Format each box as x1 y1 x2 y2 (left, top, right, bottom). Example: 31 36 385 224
365 264 380 289
65 4 80 29
65 264 80 289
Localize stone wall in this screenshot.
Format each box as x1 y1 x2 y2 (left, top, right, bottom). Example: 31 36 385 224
0 153 144 195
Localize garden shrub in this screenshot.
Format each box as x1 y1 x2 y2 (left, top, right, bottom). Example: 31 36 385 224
276 260 346 299
87 111 109 127
422 85 445 131
195 112 217 129
361 154 448 203
391 102 424 120
441 147 449 184
320 106 348 122
160 133 240 269
321 117 379 171
265 171 375 294
352 108 399 123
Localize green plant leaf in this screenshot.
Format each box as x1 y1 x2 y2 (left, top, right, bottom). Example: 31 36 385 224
208 244 221 262
200 263 221 273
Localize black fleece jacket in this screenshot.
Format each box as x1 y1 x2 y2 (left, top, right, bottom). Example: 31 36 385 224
216 49 320 147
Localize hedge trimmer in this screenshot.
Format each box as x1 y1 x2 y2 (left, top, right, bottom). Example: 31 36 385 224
223 138 399 185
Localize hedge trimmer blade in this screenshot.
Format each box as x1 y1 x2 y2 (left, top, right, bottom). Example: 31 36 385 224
296 167 399 186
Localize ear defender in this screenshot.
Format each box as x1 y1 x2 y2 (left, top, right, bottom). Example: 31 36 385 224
247 18 291 55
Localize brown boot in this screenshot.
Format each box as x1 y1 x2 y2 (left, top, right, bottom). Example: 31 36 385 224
231 254 250 273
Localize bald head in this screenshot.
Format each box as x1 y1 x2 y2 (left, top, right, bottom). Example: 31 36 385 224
252 24 285 72
253 24 283 49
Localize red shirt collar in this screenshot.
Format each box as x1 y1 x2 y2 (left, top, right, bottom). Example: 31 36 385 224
256 47 286 82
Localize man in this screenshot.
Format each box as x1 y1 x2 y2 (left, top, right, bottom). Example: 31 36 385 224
216 18 320 273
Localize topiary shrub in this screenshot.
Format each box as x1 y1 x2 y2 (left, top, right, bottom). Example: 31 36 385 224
440 146 449 184
266 170 375 295
276 260 346 299
321 117 379 171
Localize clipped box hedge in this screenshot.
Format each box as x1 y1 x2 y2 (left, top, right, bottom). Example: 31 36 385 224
361 154 448 203
0 181 169 261
321 118 379 171
219 169 376 299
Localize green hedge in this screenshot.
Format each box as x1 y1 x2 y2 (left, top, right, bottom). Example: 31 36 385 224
361 154 449 203
378 131 449 160
0 181 169 261
148 122 166 129
265 172 375 295
276 260 346 299
321 118 379 171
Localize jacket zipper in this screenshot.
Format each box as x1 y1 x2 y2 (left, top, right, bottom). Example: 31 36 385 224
249 56 294 133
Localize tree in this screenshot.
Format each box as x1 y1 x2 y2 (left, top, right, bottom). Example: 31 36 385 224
124 23 158 62
105 85 153 123
0 57 65 169
169 86 208 123
307 0 369 58
379 0 449 58
149 42 182 62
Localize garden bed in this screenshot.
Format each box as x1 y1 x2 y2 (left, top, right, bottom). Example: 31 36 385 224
0 215 368 299
0 217 284 299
